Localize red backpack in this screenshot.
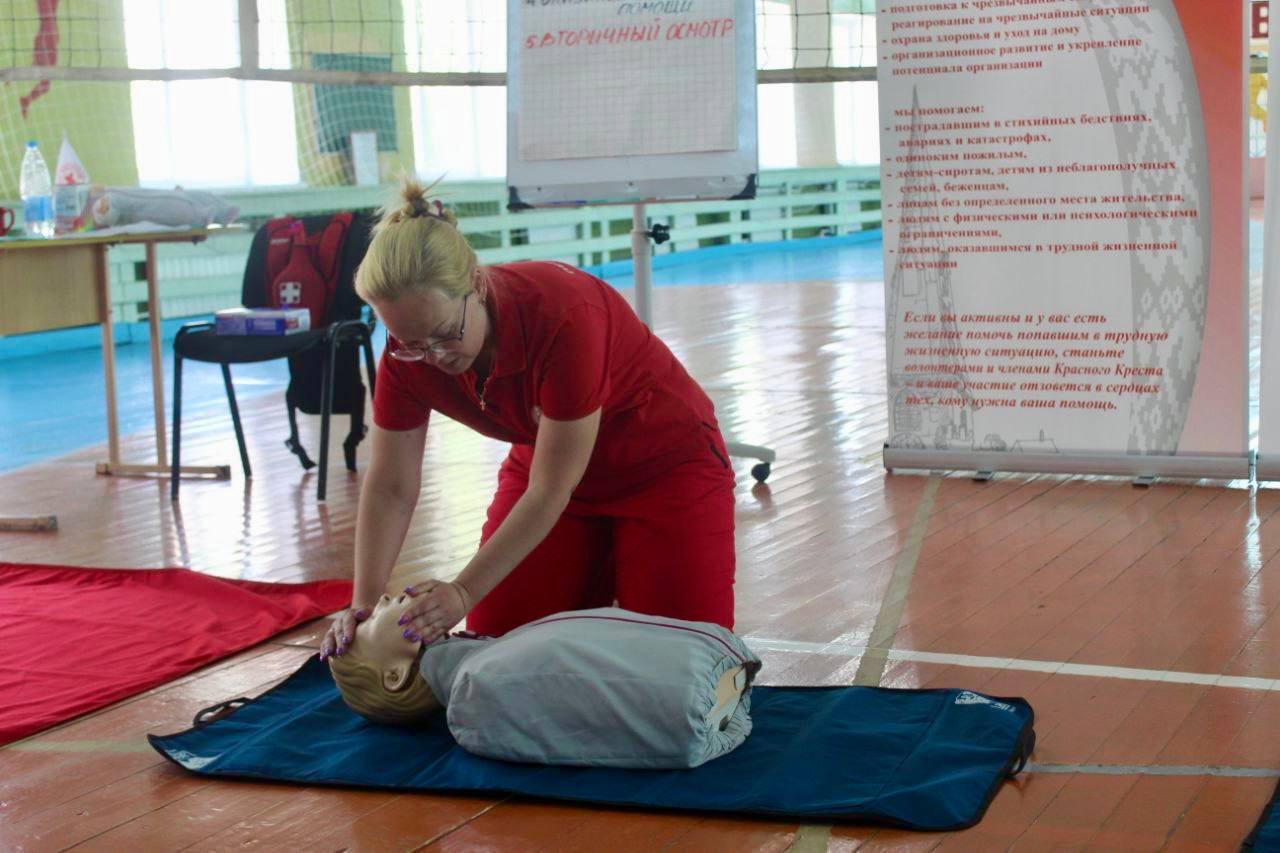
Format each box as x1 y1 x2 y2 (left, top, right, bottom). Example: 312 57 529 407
263 212 353 329
255 212 367 475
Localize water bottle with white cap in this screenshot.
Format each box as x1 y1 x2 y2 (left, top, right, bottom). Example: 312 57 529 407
19 140 54 238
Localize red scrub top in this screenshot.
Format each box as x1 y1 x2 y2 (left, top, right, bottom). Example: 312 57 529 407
372 260 724 500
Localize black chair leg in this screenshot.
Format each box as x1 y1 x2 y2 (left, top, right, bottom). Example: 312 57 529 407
360 330 377 399
171 353 183 501
317 337 337 502
221 364 251 479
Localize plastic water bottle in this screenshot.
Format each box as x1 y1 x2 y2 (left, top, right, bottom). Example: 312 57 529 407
19 141 53 238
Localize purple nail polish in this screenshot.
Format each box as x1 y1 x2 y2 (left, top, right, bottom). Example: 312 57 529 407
342 635 350 643
410 633 420 642
403 629 412 638
398 617 406 626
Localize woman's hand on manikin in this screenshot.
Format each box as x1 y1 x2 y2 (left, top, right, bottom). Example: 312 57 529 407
319 605 371 661
399 580 473 644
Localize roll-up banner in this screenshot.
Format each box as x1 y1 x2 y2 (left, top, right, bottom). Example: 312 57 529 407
879 0 1249 480
1257 3 1280 480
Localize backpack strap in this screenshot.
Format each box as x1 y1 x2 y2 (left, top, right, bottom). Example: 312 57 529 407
314 213 365 470
285 399 317 470
263 216 297 287
343 391 367 473
312 212 353 326
313 212 352 280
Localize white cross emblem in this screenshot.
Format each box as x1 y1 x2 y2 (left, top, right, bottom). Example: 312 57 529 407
277 280 302 305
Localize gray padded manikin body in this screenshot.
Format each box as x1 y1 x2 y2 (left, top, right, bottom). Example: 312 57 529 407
419 607 762 769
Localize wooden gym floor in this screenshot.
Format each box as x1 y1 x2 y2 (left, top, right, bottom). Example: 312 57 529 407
1 276 1275 851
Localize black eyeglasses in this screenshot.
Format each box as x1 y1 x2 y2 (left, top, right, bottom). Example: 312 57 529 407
387 292 469 362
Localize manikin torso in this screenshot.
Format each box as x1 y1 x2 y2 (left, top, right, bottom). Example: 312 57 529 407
418 608 761 768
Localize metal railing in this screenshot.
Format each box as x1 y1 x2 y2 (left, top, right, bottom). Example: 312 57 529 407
95 165 882 326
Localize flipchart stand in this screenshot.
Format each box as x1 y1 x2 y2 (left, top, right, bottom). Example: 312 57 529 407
631 203 775 483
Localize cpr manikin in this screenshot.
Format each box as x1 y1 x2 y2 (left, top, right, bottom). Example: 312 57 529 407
88 186 240 229
328 592 761 769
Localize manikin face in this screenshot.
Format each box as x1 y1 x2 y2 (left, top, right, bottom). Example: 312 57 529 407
357 591 428 693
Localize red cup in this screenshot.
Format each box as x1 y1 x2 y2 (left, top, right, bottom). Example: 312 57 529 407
0 207 13 237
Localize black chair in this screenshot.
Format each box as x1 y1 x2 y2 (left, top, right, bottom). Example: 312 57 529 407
171 212 376 502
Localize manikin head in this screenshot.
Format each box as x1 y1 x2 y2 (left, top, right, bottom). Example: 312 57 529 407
327 591 443 725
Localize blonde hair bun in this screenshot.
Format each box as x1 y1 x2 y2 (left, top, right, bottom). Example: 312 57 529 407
356 174 483 303
373 176 458 232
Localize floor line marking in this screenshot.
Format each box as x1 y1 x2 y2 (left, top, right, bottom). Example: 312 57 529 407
787 823 835 852
746 638 1280 692
1027 763 1280 778
853 474 939 687
8 740 155 753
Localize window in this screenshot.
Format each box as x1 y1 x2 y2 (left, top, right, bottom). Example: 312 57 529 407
832 12 878 166
124 0 299 188
403 0 506 179
757 1 798 169
834 81 880 166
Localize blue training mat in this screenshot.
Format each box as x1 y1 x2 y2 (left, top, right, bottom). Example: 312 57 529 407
148 656 1035 832
1246 780 1280 849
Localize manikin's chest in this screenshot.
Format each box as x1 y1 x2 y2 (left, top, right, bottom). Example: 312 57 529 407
419 609 760 769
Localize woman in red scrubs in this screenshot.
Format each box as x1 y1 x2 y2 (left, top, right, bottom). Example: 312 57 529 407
320 181 735 660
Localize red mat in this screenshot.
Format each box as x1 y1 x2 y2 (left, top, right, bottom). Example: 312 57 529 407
0 562 352 745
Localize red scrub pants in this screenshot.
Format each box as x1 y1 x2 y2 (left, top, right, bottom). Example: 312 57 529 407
466 437 737 635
